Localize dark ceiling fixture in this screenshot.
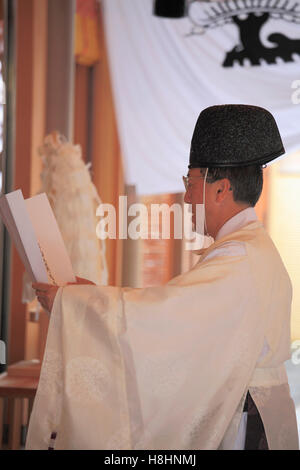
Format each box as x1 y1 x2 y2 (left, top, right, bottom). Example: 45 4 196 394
153 0 187 18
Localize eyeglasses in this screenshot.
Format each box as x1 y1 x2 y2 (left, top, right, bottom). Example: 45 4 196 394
182 175 205 191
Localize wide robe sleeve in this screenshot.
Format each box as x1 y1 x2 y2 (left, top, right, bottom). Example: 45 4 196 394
25 251 269 450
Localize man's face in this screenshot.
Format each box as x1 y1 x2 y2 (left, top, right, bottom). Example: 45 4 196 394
183 167 234 237
183 168 208 229
184 167 250 239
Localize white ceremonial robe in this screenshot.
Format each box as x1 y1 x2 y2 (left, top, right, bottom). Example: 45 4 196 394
25 211 299 450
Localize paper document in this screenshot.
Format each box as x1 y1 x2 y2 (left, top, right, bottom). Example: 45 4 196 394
0 189 76 285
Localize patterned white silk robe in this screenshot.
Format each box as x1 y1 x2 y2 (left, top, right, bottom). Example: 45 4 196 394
25 209 299 450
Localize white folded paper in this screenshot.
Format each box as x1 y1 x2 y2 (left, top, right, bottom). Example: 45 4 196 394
0 189 76 285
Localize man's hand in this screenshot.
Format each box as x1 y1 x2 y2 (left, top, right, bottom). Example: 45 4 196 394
32 283 59 314
32 277 96 314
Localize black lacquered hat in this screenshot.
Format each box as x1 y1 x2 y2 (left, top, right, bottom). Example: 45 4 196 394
188 104 285 168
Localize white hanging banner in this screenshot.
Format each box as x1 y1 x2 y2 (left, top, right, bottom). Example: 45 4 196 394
102 0 300 195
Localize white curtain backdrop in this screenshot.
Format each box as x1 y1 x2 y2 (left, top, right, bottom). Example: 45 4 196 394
102 0 300 195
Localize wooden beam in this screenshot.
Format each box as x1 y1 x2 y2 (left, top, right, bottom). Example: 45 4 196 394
90 8 124 286
9 0 48 364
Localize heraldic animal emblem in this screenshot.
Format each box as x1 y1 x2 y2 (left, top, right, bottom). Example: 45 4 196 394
187 0 300 67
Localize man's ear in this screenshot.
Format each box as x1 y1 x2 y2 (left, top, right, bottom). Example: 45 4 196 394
216 179 231 201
